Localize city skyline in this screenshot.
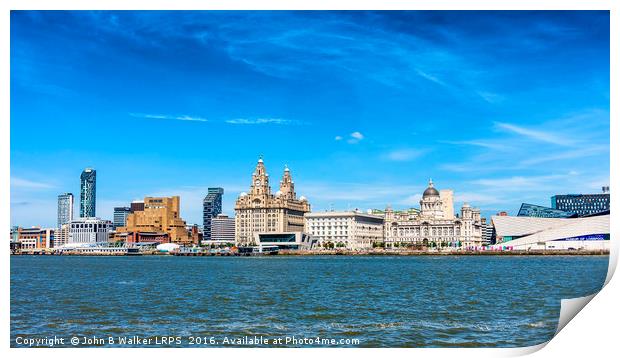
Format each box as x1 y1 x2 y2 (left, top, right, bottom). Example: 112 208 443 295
11 11 610 227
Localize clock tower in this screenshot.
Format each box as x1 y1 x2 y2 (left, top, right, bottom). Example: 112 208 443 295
250 156 271 196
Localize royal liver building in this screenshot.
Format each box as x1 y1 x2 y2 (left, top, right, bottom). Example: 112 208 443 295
235 157 310 246
383 180 483 248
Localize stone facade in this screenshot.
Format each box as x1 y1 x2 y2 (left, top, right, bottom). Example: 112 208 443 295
235 158 310 246
383 180 483 248
116 196 191 245
305 211 384 250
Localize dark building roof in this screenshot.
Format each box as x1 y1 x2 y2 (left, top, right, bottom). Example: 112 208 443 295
422 179 440 197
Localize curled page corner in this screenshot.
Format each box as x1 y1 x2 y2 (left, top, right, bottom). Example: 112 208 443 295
604 239 618 286
503 341 549 356
555 293 597 336
517 294 599 356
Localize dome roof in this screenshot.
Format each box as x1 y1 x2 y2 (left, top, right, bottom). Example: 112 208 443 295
422 179 440 197
240 192 247 197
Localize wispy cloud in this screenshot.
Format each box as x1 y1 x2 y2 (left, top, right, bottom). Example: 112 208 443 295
225 118 297 125
476 91 504 104
440 140 509 151
519 145 608 166
130 113 208 122
334 135 343 141
494 122 573 146
383 148 426 161
303 181 422 209
130 113 300 126
11 177 54 190
469 174 569 193
415 69 447 87
345 131 364 144
397 194 422 206
454 192 503 205
350 131 364 139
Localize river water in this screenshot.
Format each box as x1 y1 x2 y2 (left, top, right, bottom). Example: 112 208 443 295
10 255 608 347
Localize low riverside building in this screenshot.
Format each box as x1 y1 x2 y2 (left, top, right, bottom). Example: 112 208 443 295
115 231 169 245
254 232 316 250
10 226 19 243
56 243 128 255
235 158 310 246
491 215 610 251
17 227 55 250
383 180 483 249
304 211 384 250
68 218 112 244
116 196 192 245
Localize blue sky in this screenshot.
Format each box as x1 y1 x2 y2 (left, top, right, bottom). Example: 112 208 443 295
10 11 610 227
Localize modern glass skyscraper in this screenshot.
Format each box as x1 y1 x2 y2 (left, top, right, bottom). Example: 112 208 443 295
203 187 224 240
57 192 74 227
80 168 96 218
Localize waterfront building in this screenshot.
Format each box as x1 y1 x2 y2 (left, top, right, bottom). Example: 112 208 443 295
116 196 191 245
113 207 131 229
234 158 310 246
203 187 224 240
517 203 576 218
10 226 19 243
481 218 494 245
189 224 201 245
491 215 609 251
10 226 19 253
79 168 96 217
130 200 145 213
118 231 169 245
68 218 112 244
55 224 70 247
57 193 74 227
304 211 384 250
17 227 54 250
383 180 483 248
211 214 235 242
551 187 610 216
253 232 316 250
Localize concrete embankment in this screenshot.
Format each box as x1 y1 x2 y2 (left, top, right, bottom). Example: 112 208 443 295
278 249 610 256
12 249 609 256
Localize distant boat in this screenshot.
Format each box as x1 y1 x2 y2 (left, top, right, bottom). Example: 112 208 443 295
237 245 279 256
126 248 142 256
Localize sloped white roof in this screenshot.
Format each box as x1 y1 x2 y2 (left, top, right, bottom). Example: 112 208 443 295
492 216 569 237
492 215 609 248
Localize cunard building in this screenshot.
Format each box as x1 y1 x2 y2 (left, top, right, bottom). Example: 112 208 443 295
383 180 483 248
235 157 311 247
